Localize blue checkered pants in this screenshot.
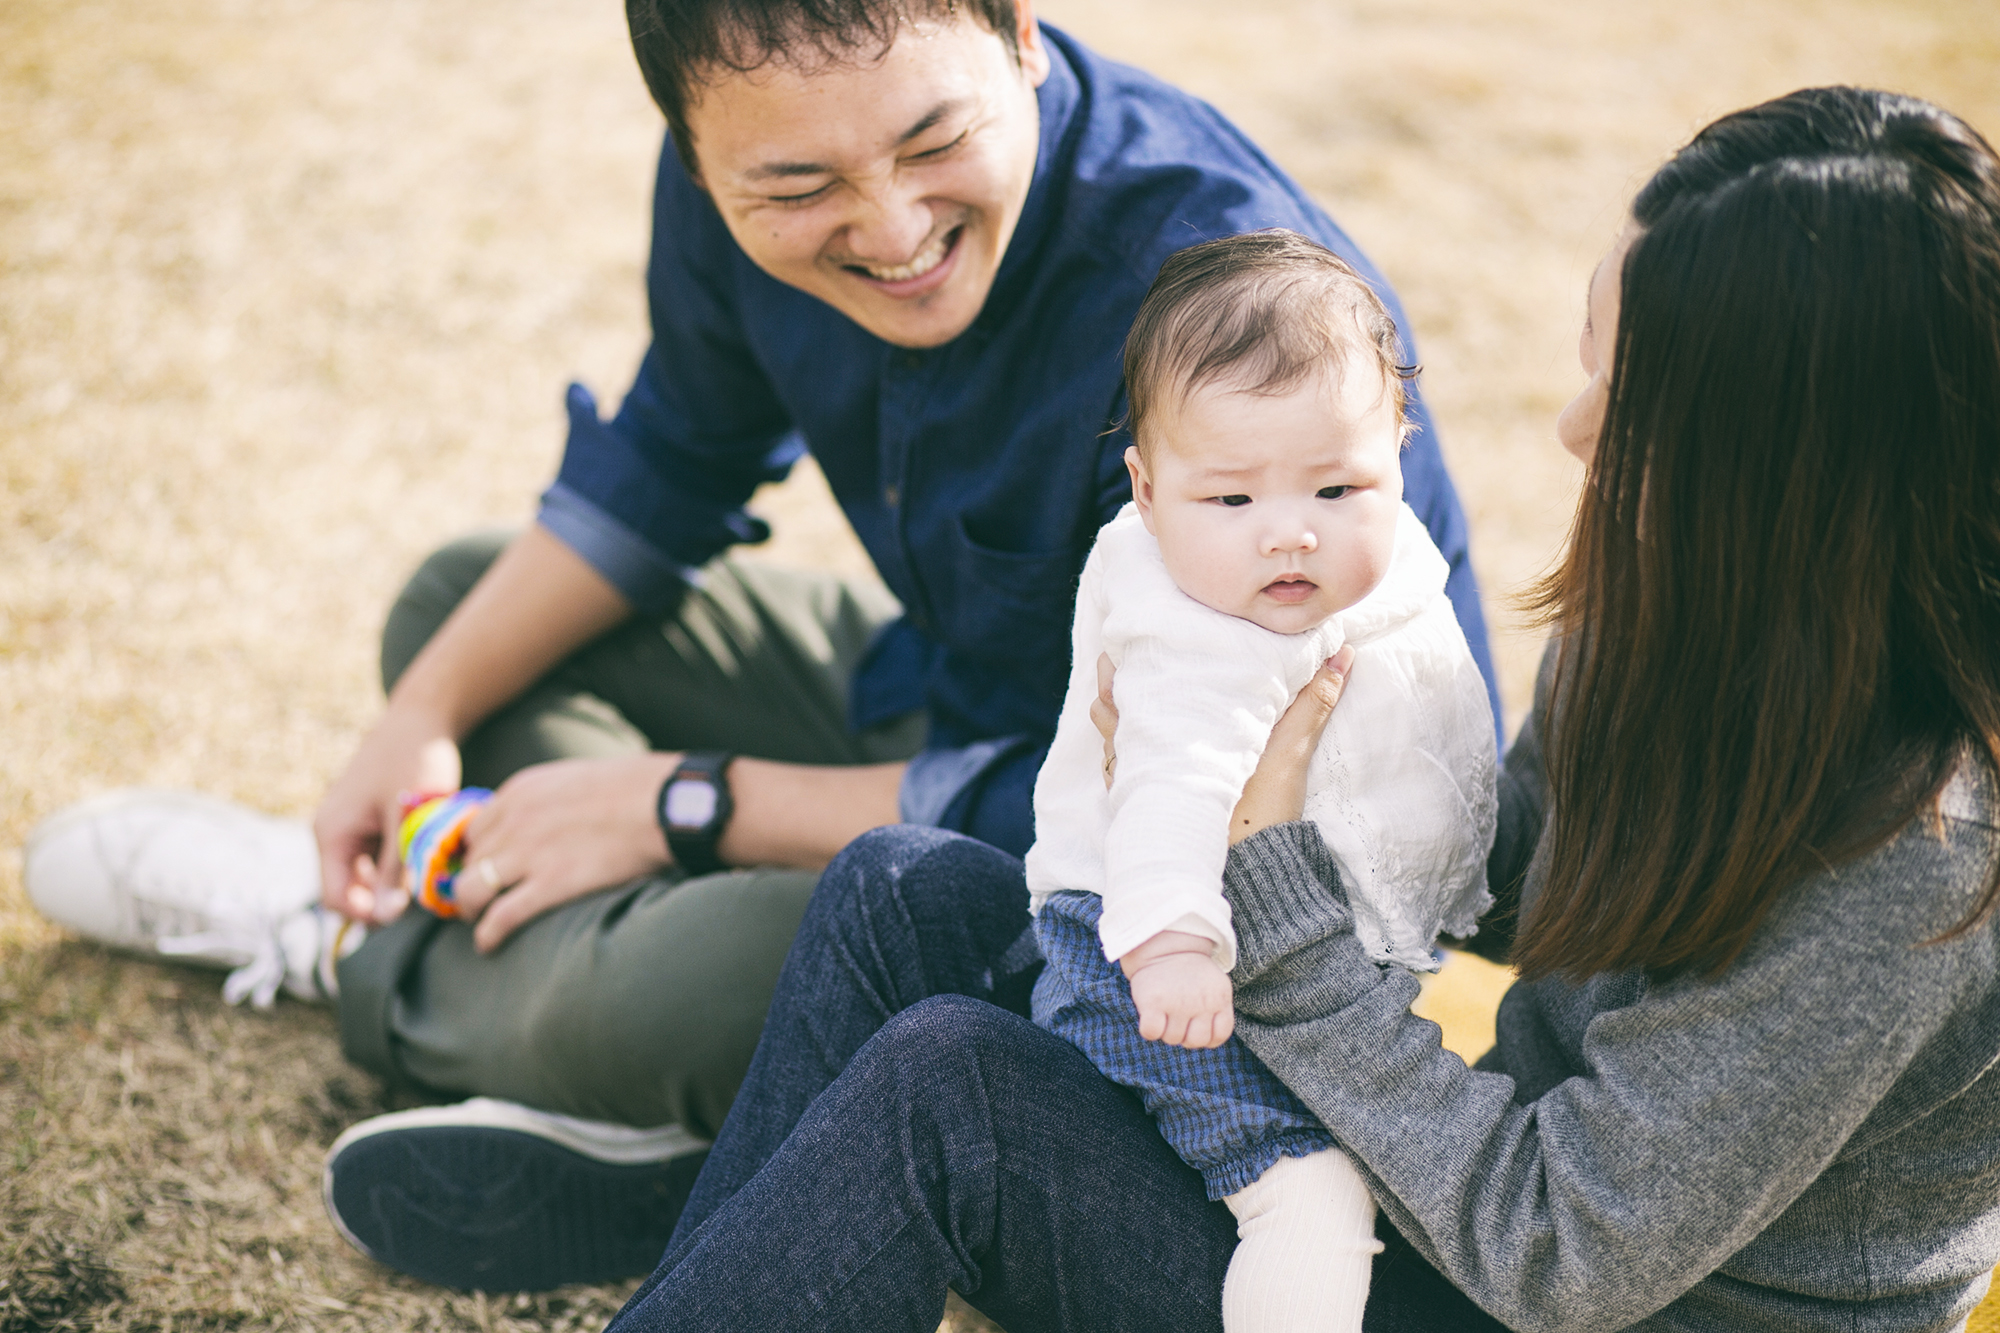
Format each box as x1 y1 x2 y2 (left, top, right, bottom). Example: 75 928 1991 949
1031 890 1337 1200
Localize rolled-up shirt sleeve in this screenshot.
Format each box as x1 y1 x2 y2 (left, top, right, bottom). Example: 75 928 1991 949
538 447 700 613
899 737 1042 860
900 738 1030 827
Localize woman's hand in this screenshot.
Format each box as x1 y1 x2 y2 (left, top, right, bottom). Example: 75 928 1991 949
454 752 678 953
1090 651 1120 788
1231 645 1355 842
1087 644 1356 840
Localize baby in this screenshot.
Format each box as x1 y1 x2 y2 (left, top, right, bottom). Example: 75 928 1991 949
1025 230 1497 1333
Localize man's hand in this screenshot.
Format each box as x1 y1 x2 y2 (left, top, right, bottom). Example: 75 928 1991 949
314 705 462 925
453 752 678 953
312 523 910 952
446 753 906 954
1121 928 1235 1048
314 527 632 929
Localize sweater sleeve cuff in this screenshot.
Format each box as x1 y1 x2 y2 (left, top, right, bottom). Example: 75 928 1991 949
536 483 698 615
1222 821 1355 970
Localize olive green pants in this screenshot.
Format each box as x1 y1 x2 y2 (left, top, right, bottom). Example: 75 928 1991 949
335 531 924 1135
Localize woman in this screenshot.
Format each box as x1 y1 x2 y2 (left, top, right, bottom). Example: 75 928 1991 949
607 86 2000 1331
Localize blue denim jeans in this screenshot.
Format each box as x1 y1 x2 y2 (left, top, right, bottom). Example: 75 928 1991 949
605 826 1501 1332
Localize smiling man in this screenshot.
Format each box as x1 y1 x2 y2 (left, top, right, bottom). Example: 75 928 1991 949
671 12 1044 347
26 0 1496 1293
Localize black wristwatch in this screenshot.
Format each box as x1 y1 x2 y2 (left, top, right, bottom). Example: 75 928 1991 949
657 752 736 877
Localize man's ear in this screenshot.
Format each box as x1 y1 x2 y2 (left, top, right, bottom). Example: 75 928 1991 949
1013 0 1051 87
1124 445 1158 535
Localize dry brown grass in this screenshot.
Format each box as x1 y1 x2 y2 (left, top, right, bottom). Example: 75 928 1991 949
4 0 2000 1328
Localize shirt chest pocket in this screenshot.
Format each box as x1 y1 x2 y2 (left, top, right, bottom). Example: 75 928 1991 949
927 516 1083 674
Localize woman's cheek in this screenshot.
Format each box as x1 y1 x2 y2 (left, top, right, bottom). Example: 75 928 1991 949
1557 377 1606 464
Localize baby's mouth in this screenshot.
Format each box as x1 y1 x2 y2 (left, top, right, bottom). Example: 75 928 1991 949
846 226 962 283
1261 575 1318 605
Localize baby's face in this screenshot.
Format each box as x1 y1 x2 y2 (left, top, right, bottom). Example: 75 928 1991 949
1128 364 1404 635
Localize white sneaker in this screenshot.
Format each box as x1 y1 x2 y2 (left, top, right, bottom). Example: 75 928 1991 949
23 788 361 1008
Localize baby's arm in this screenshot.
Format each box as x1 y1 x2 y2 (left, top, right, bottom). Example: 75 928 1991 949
1121 928 1235 1048
1095 593 1304 968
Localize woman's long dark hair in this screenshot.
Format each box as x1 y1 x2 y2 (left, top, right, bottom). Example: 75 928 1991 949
1517 87 2000 983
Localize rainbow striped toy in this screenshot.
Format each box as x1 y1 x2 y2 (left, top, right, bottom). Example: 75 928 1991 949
396 788 493 918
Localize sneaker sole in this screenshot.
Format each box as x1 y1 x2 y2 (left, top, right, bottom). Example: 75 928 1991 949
323 1100 709 1292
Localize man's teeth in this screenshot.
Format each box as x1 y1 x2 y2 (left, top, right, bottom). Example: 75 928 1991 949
862 231 952 282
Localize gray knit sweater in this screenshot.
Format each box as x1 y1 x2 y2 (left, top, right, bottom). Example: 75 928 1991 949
1224 671 2000 1331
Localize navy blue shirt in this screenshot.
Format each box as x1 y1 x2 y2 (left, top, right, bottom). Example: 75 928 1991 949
540 25 1497 858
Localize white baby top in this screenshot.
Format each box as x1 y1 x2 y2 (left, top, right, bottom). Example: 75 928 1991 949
1024 502 1497 973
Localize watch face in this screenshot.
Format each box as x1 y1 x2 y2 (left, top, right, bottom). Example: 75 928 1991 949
664 778 719 831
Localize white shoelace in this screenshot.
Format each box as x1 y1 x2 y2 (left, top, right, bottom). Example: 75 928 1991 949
158 924 290 1008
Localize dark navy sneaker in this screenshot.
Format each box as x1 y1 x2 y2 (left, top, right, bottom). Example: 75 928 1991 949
322 1097 709 1292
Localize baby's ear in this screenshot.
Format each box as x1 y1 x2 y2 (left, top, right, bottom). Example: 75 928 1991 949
1124 445 1158 533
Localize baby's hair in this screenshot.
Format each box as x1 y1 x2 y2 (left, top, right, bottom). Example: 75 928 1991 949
1123 229 1415 459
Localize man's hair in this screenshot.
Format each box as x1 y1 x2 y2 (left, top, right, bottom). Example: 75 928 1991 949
626 0 1021 174
1122 229 1413 459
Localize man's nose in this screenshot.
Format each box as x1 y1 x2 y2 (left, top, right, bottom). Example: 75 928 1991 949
842 177 934 263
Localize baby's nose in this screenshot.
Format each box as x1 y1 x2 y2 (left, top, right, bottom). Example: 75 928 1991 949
1265 525 1318 555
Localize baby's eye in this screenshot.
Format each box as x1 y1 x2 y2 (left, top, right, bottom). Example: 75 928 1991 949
1317 485 1352 501
1212 494 1252 507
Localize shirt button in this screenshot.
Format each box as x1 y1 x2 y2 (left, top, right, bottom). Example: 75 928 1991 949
897 351 923 371
884 485 900 506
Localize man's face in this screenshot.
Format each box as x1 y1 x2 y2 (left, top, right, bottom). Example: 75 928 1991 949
683 6 1050 349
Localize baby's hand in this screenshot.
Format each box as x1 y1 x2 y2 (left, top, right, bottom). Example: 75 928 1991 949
1121 930 1235 1048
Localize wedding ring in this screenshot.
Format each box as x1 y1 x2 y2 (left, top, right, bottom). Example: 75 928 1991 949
475 857 501 892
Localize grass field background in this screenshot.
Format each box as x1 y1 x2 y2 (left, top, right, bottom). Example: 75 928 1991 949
5 0 2000 1327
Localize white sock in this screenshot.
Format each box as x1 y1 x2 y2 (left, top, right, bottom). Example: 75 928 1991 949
1221 1149 1382 1333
